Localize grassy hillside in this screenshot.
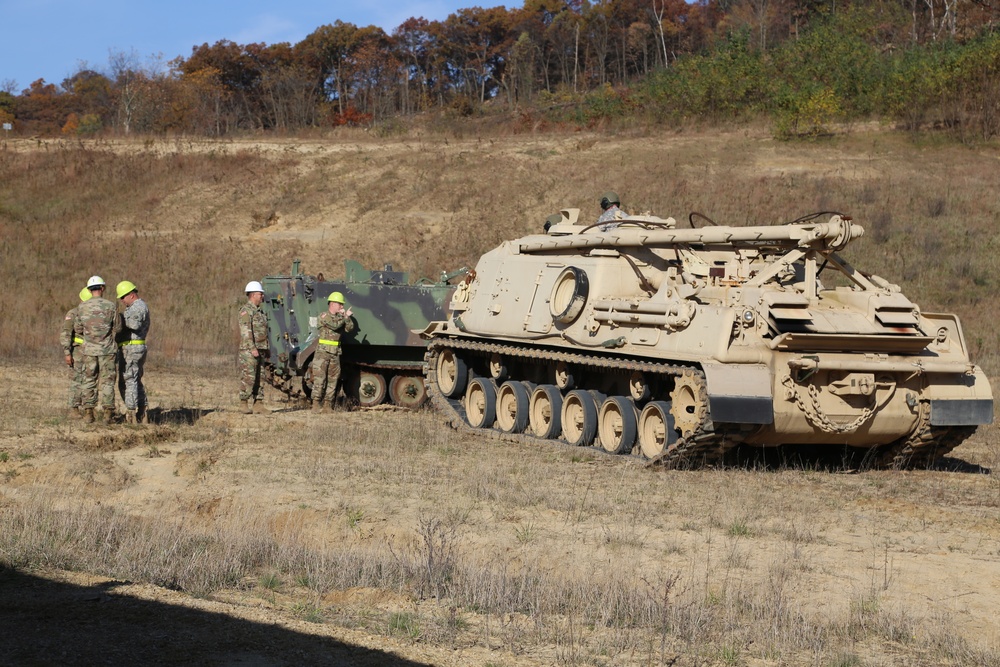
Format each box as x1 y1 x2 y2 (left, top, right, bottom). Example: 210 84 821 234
0 128 997 374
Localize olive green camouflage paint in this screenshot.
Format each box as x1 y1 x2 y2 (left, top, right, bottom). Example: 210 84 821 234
260 260 457 395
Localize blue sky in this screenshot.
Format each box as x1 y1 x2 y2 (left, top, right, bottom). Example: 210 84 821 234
0 0 499 92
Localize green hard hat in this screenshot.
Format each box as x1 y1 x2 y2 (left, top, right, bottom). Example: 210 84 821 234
328 291 346 304
79 287 93 302
600 191 620 209
116 280 137 299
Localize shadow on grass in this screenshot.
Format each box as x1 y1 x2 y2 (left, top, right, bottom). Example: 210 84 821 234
146 407 213 426
724 444 991 475
0 566 430 666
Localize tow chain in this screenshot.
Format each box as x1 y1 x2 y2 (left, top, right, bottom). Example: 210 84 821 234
781 375 876 434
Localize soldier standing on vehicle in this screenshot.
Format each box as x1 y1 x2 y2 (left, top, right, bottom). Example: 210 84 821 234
239 281 270 414
60 287 92 419
77 276 121 424
115 280 149 424
311 292 354 413
597 191 623 231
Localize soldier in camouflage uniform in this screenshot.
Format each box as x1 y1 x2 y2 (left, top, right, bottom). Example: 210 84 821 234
311 291 355 413
76 276 122 424
115 280 150 424
60 287 93 419
597 191 623 231
238 281 270 414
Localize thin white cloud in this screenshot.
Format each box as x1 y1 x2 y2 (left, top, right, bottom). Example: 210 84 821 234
234 14 301 45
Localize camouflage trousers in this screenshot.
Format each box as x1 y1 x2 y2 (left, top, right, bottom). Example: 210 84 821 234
81 353 117 410
238 350 266 401
117 345 147 411
67 347 87 408
310 350 342 404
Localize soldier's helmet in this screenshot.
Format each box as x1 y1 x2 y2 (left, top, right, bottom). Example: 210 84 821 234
544 213 562 232
328 291 346 304
116 280 137 299
600 191 621 211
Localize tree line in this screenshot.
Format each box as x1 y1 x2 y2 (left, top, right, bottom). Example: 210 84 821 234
1 0 999 138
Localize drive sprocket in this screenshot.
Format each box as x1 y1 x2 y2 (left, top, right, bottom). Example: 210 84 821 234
670 370 709 438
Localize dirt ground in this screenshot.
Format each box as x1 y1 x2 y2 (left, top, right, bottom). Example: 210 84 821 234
1 358 998 666
2 129 999 665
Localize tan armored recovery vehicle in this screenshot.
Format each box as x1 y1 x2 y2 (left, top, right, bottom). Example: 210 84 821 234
421 210 993 468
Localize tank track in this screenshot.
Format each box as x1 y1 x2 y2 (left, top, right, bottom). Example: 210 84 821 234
873 402 977 469
424 338 739 469
266 361 422 402
425 339 977 470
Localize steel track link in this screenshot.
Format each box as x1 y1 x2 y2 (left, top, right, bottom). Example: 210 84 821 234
267 361 420 402
424 338 736 468
875 420 977 469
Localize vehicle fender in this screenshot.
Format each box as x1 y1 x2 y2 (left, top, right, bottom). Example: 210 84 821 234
702 362 774 425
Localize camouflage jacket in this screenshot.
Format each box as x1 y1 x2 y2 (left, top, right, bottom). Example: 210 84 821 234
239 301 269 352
597 205 623 230
315 311 355 353
120 297 151 343
75 297 121 356
60 306 84 354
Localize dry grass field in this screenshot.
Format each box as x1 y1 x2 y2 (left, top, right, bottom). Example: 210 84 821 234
1 127 999 666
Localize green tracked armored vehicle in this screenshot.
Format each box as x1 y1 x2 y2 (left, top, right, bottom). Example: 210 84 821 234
421 210 993 468
261 260 460 407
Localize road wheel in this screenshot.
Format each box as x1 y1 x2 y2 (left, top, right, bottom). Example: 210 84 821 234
553 361 575 390
496 381 530 433
436 348 468 398
638 400 677 459
598 396 637 454
389 374 428 408
628 371 650 402
561 389 598 447
354 370 387 407
489 354 508 382
529 384 563 439
465 378 497 428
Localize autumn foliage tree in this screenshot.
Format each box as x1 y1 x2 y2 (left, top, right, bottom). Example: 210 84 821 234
4 0 1000 138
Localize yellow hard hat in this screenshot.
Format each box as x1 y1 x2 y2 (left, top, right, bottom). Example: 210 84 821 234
79 287 93 302
116 280 137 299
327 291 345 304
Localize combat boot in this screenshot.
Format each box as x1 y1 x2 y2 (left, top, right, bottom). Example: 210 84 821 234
242 399 254 414
102 409 115 425
253 399 268 414
68 407 82 420
126 409 137 425
83 408 95 424
311 400 322 413
136 406 147 424
321 402 333 414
